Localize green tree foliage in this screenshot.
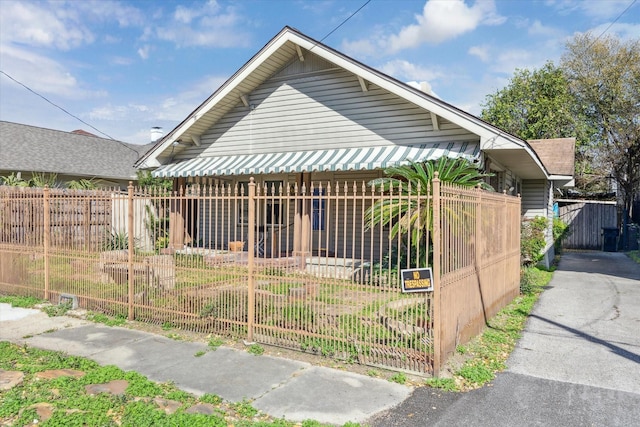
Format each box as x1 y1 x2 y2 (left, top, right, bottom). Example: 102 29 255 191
481 62 587 140
561 33 640 219
365 157 492 267
136 170 173 193
480 62 594 192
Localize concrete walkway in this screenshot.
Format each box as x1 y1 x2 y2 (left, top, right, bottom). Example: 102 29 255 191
0 303 410 426
370 252 640 426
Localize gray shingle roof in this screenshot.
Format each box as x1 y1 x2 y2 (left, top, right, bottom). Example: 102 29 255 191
0 121 153 180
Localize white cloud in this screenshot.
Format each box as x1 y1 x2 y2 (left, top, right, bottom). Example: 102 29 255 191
468 45 490 62
548 0 635 20
0 1 94 50
584 22 640 41
378 59 443 82
491 49 538 74
340 38 378 58
137 45 151 60
111 56 133 66
0 44 104 99
156 1 250 48
528 20 564 38
387 0 506 52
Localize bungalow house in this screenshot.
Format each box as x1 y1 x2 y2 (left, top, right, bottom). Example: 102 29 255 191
136 26 573 267
0 121 153 189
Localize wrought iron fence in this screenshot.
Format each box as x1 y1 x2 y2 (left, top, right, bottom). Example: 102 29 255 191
0 177 520 375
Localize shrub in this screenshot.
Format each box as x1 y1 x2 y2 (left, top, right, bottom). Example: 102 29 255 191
521 216 548 265
552 217 570 252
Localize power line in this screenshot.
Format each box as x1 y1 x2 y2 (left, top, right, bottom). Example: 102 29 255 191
0 69 116 140
318 0 372 44
589 0 637 47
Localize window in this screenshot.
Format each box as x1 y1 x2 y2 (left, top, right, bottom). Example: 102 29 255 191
312 188 325 231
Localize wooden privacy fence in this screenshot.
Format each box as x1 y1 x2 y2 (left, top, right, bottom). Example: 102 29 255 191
0 178 520 375
558 201 617 250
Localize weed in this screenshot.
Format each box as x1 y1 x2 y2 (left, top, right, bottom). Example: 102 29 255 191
424 377 457 391
42 301 72 317
232 399 258 418
366 369 379 377
458 362 494 385
87 312 126 327
0 295 42 308
456 345 467 354
166 333 182 341
194 350 206 357
389 372 407 384
208 336 224 350
247 344 264 356
200 394 223 405
162 322 173 330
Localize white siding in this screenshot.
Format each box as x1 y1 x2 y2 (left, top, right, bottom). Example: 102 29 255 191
521 180 547 219
176 68 478 160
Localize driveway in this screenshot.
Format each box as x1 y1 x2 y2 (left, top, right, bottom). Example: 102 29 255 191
369 252 640 426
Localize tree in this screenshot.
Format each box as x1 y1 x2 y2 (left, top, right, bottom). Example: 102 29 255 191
365 157 492 267
561 33 640 224
480 62 595 191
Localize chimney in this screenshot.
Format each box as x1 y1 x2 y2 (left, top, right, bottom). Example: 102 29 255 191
150 127 163 142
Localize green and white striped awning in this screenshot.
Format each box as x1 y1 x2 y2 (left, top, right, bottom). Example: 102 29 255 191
152 142 480 178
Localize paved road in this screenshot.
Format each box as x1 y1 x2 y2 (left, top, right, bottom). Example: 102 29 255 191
369 252 640 427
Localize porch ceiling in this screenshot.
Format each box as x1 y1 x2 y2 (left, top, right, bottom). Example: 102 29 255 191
153 142 479 178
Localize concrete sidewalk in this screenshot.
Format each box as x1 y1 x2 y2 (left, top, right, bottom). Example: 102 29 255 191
0 303 411 425
370 251 640 426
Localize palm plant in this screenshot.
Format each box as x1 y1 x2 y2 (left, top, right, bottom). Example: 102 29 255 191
67 178 98 190
29 172 58 188
366 157 492 268
1 173 29 187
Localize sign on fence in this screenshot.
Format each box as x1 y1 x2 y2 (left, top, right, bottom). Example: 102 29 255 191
400 268 434 293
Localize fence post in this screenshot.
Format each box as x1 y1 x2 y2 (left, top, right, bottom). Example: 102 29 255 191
431 172 441 376
247 177 256 342
127 182 135 321
43 186 50 301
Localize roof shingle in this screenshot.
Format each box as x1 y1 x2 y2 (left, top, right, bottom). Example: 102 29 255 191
0 121 152 180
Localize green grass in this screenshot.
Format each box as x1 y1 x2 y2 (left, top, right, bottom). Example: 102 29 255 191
425 265 554 392
0 341 359 427
0 295 43 308
627 250 640 264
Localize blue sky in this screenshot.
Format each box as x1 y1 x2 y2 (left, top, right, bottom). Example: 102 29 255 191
1 0 638 145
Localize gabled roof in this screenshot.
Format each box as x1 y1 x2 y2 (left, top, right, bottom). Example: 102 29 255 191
137 26 551 180
0 121 152 181
527 138 575 177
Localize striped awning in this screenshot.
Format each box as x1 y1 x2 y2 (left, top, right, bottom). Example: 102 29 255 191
152 142 480 178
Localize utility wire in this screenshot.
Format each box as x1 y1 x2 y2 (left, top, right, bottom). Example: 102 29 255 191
588 0 637 48
318 0 371 44
0 69 142 155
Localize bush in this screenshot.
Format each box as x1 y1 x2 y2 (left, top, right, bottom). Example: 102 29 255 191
521 217 548 265
552 217 570 252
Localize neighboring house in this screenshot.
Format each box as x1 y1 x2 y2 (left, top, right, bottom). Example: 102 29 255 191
0 121 153 189
136 26 574 266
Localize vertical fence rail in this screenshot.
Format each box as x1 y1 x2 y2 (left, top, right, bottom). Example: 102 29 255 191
432 174 441 376
43 186 50 300
0 180 520 375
